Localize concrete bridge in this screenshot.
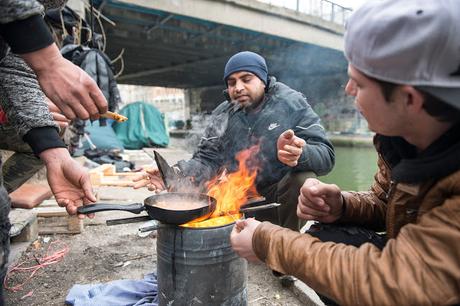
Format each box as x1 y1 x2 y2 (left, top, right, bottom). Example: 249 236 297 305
96 0 350 112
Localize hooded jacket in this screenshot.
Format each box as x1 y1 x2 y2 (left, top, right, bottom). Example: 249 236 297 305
177 76 335 191
252 124 460 306
0 0 67 155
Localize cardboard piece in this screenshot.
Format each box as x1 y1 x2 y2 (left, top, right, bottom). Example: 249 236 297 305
9 183 52 209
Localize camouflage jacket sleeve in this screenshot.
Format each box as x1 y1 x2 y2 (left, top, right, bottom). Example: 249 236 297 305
0 0 43 23
0 53 65 155
0 0 54 55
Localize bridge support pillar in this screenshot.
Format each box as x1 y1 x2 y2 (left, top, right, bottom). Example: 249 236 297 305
185 85 225 115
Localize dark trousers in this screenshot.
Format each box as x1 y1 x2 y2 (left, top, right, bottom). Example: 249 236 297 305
246 171 316 231
0 125 44 193
0 172 11 306
306 223 387 306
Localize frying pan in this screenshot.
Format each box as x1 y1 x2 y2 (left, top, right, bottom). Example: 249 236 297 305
77 192 216 225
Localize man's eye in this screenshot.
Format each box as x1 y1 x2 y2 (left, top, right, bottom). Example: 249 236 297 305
242 77 252 83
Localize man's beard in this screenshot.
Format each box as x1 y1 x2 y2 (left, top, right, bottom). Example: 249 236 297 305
231 96 263 111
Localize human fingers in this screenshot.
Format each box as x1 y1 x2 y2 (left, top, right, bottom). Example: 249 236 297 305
281 144 303 156
299 184 330 212
66 67 107 118
132 171 162 185
293 137 306 148
52 112 70 123
52 114 68 129
133 179 150 189
281 129 294 140
46 98 61 113
80 173 97 203
146 181 165 192
231 222 242 235
297 198 330 218
235 219 247 232
57 198 81 218
298 178 329 209
55 102 77 120
88 84 108 114
66 64 102 119
244 218 261 230
146 168 161 176
299 180 343 222
66 93 91 120
149 176 166 189
278 150 299 166
132 172 150 183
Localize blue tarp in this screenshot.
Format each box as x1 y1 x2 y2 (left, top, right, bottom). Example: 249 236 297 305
113 102 169 149
65 273 158 306
83 119 124 150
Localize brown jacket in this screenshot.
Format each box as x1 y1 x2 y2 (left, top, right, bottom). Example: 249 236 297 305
253 137 460 306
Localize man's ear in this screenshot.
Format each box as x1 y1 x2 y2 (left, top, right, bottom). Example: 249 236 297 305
223 89 230 101
401 85 425 112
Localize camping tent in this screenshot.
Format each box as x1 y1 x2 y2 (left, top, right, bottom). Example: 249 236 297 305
113 102 169 149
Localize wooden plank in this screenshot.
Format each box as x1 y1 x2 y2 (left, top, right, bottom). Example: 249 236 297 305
36 210 68 217
89 163 139 186
35 207 84 234
99 179 134 187
11 217 38 243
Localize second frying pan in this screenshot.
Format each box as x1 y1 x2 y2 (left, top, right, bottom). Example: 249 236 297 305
77 192 216 225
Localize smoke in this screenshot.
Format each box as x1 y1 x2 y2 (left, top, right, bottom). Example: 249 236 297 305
267 43 349 107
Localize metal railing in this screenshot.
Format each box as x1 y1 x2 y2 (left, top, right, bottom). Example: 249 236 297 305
257 0 353 25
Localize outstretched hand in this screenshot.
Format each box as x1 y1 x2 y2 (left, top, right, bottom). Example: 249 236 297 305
230 218 262 262
132 168 166 192
46 97 71 130
297 178 344 223
277 129 306 167
22 44 108 120
40 148 96 218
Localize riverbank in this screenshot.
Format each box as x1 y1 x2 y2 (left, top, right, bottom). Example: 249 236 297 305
328 134 374 148
169 130 375 149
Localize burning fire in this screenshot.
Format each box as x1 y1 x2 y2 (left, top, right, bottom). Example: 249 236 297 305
182 145 260 228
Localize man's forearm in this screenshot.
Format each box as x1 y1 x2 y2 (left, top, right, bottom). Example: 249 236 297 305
20 43 62 73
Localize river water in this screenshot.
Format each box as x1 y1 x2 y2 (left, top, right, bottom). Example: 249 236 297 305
321 146 378 192
170 136 378 192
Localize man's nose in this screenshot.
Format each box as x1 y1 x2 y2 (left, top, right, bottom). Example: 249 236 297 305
235 80 244 91
345 79 357 96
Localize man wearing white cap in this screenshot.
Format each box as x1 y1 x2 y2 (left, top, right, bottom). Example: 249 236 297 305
231 1 460 305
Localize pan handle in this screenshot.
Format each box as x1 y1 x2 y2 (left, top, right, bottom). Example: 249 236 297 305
239 203 281 213
138 220 163 232
77 203 145 215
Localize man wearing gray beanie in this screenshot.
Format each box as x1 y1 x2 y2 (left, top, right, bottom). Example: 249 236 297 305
231 1 460 305
137 51 335 232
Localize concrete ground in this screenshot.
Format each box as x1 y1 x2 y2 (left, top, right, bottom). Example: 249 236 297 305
6 145 324 306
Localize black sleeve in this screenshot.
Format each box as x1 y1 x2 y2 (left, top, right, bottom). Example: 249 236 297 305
23 126 66 156
0 14 54 54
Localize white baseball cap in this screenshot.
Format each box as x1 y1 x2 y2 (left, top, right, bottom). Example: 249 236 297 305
344 0 460 109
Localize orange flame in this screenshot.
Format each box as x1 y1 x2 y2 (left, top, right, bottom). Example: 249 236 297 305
182 145 260 228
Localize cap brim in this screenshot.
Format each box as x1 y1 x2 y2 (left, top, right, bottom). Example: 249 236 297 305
417 86 460 110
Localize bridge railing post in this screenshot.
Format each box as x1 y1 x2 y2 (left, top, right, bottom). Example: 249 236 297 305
258 0 352 25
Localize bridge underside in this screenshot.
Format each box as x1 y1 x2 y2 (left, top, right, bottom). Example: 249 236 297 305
97 0 348 91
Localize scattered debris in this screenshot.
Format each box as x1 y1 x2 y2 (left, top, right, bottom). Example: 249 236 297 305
19 290 33 300
5 239 69 292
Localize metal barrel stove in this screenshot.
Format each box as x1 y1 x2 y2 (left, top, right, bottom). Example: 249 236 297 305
157 222 247 305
